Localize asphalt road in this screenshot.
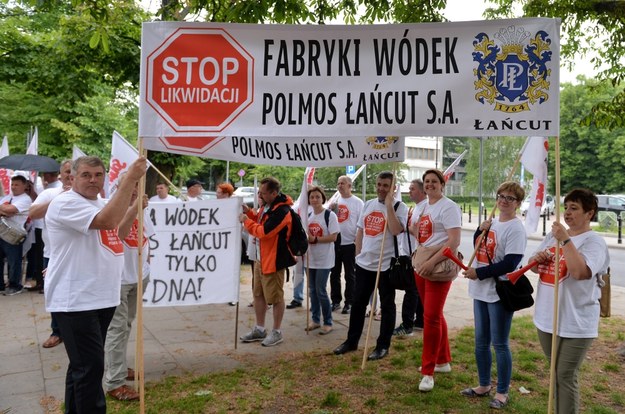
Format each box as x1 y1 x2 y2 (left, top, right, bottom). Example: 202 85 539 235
458 228 624 287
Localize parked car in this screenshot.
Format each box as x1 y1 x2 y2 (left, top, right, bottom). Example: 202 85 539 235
519 194 555 216
596 195 625 220
233 186 256 206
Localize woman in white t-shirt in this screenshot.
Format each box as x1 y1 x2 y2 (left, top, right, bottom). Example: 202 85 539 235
411 169 462 393
461 182 527 409
528 189 609 414
305 186 340 335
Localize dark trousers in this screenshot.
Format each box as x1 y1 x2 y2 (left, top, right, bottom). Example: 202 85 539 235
26 228 44 286
346 264 396 350
55 307 116 414
43 257 61 337
0 239 24 290
330 243 356 306
401 277 424 329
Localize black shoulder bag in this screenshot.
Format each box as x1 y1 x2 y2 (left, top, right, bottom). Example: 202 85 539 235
389 202 416 291
484 241 534 312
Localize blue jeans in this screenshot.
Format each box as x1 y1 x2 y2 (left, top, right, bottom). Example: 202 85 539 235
292 261 305 303
307 268 332 326
0 239 24 290
473 299 514 394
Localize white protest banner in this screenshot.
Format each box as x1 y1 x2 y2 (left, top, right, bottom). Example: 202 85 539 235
139 19 560 140
144 197 242 307
142 136 404 166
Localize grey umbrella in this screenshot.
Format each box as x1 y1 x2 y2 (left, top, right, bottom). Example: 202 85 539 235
0 154 60 172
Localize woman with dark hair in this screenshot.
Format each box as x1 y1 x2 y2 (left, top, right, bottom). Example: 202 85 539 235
528 188 609 413
411 169 462 392
461 182 527 409
305 186 340 335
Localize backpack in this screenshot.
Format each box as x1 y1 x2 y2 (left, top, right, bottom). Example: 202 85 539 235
285 207 308 257
322 209 341 246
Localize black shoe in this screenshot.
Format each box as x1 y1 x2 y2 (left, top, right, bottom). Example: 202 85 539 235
286 300 302 309
341 304 351 314
331 303 341 312
367 347 389 361
333 342 358 355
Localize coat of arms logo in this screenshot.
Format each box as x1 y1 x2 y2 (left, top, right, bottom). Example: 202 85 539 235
473 25 552 113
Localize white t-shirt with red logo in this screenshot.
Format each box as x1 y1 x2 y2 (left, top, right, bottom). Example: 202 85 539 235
533 231 609 338
307 209 340 269
335 195 363 245
417 197 461 247
469 217 527 303
121 216 154 285
0 192 32 228
45 190 124 312
400 199 427 255
356 199 408 271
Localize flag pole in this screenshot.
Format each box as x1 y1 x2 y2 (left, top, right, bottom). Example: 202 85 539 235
467 144 524 267
547 136 561 414
135 138 147 414
361 162 397 370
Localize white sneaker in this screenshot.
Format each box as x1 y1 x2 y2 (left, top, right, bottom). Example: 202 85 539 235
418 363 452 373
419 375 434 392
261 329 283 347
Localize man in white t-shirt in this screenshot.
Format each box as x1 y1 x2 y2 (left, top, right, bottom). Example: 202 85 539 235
393 179 426 337
0 173 33 295
149 182 178 203
29 159 72 349
333 171 408 361
328 175 363 315
45 156 146 414
105 184 151 402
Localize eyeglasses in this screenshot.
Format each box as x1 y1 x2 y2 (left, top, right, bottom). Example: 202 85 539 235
496 194 517 202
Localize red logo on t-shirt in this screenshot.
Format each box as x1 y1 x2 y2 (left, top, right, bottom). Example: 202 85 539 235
308 222 323 237
364 211 386 236
99 229 124 255
337 204 349 223
123 219 148 248
476 230 496 264
418 214 433 244
538 246 568 285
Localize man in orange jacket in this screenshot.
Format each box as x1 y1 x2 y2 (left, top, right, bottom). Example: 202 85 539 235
239 177 296 347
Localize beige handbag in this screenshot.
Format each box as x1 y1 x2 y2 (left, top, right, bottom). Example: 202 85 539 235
412 244 460 282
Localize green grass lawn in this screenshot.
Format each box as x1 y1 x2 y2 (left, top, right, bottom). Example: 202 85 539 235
106 315 625 413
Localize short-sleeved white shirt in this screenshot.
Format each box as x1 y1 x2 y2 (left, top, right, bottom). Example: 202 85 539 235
335 195 363 245
417 197 461 247
0 192 32 228
307 209 340 269
149 194 178 203
44 190 124 312
469 217 527 303
533 231 609 338
399 199 427 255
32 187 64 258
356 199 408 272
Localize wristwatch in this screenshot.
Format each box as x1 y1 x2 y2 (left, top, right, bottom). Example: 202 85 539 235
560 238 571 247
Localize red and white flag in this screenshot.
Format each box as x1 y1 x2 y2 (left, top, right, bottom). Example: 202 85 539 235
293 167 315 216
521 136 548 233
0 136 12 195
443 150 468 182
72 144 87 160
108 131 151 197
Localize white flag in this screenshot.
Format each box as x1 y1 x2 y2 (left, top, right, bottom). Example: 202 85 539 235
72 145 87 160
0 136 11 195
27 127 38 183
520 136 548 233
443 150 468 182
108 131 151 197
292 167 315 215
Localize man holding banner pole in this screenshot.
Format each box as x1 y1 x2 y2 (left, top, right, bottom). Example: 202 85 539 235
239 177 296 347
333 171 407 360
44 156 147 414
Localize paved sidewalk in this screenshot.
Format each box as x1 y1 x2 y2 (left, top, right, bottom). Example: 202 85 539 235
1 214 623 413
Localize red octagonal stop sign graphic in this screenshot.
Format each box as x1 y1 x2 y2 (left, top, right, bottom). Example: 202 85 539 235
146 28 254 133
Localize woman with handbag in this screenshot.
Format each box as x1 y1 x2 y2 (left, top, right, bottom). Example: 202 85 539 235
411 169 462 392
528 189 609 413
461 182 527 409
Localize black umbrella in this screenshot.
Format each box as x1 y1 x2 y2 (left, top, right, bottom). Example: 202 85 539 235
0 154 60 172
